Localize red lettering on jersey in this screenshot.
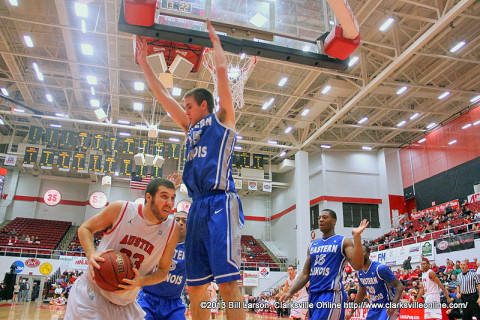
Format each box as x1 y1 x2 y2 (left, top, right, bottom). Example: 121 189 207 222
120 235 128 244
118 235 154 255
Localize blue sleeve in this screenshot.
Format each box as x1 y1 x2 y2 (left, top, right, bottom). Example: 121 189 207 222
377 264 396 284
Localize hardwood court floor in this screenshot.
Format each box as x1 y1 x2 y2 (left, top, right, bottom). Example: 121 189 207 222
0 301 286 320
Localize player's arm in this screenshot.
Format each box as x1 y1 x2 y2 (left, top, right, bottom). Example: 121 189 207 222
277 279 290 297
205 20 235 129
78 201 124 277
344 219 369 270
280 248 311 302
119 223 180 290
136 37 189 133
430 271 452 302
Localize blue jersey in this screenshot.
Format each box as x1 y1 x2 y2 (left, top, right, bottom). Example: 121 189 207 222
183 113 237 196
358 261 396 308
142 242 186 299
309 234 346 293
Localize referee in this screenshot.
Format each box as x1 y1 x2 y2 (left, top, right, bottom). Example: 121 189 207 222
456 260 480 320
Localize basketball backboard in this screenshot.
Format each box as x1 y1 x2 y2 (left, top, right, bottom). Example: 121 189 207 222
119 0 348 70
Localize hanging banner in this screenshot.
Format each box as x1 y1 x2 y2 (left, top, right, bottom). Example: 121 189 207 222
435 233 475 253
4 155 17 166
23 147 39 167
242 271 259 286
234 179 243 190
248 181 257 191
411 200 459 219
263 182 272 192
467 192 480 203
259 267 270 279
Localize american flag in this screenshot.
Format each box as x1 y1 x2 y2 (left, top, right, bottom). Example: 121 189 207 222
129 176 153 190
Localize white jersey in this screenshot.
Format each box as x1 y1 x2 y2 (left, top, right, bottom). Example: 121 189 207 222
422 269 440 295
207 282 219 301
84 201 176 305
287 275 308 302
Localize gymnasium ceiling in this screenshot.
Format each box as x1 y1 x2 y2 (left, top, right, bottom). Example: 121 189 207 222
0 0 479 172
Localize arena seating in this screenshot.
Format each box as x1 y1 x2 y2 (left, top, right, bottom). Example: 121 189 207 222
0 217 71 252
241 235 280 270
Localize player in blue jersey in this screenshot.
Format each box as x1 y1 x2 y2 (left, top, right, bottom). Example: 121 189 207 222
345 246 404 320
138 19 245 320
281 209 368 320
137 210 188 320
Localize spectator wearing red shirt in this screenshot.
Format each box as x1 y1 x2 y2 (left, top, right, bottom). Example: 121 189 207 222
467 258 477 270
414 265 422 276
431 262 438 273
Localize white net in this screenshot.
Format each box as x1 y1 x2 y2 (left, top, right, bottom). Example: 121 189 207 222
202 49 256 109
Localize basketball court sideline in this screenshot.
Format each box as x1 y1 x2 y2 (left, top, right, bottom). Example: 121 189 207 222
0 301 283 320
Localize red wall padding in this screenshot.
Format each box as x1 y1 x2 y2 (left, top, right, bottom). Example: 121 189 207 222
400 104 480 189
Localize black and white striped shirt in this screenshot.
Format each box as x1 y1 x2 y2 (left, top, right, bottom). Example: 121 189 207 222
457 271 480 294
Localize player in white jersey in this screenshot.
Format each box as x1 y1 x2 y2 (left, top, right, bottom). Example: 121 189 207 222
416 258 452 320
65 178 180 320
278 265 309 320
207 281 220 319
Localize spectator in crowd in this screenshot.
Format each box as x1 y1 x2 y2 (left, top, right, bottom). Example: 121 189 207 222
467 258 477 271
12 282 20 302
403 256 412 270
452 261 462 276
31 282 40 302
448 274 458 291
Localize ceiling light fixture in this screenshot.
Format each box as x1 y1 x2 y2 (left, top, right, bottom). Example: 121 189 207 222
118 120 130 125
418 138 427 143
172 87 182 96
301 109 310 116
358 117 368 124
86 75 97 85
46 94 53 102
470 95 480 103
90 99 99 108
379 18 394 31
321 145 331 149
81 20 87 33
449 41 466 53
133 102 143 111
268 140 278 145
134 81 145 91
397 120 406 127
438 92 450 99
81 43 93 55
426 122 437 129
119 132 131 137
396 86 407 95
278 77 288 87
321 85 332 94
1 88 8 96
262 98 275 110
74 2 88 18
410 113 420 120
168 137 180 142
23 35 34 48
362 146 372 151
284 126 292 134
348 56 359 67
462 124 472 129
448 139 457 145
279 151 287 157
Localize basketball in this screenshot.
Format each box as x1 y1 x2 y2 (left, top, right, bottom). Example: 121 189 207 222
93 251 134 292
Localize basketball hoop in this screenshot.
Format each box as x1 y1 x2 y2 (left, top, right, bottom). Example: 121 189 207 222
202 48 256 110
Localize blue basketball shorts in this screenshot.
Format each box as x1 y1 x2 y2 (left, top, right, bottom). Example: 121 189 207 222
309 290 347 320
186 190 244 286
137 290 186 320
